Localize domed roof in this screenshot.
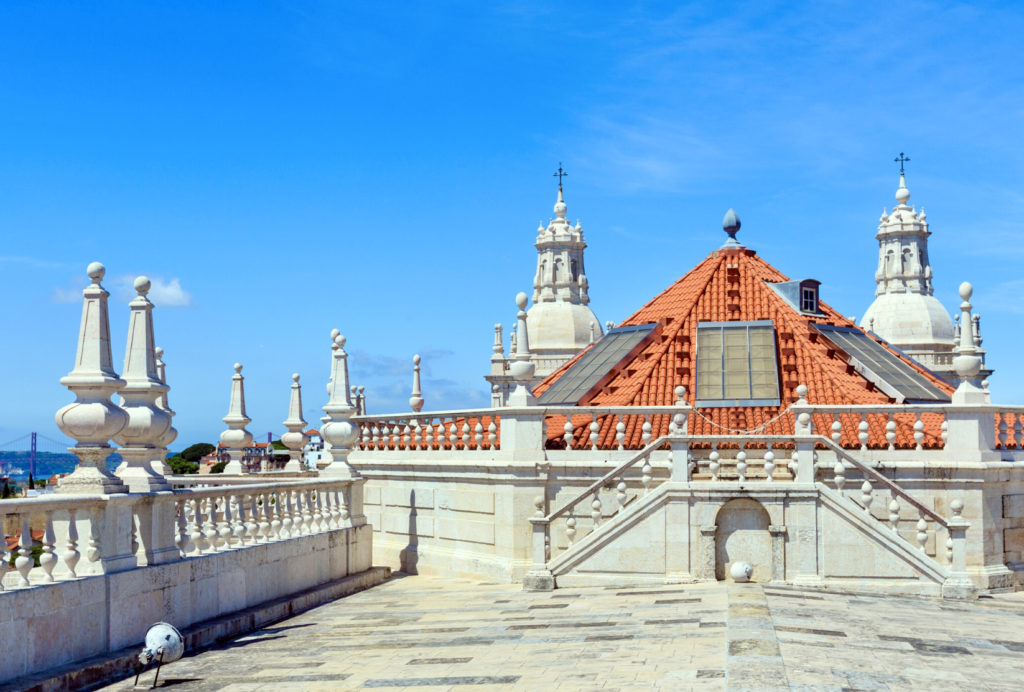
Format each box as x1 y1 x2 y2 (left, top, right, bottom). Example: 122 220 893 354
860 293 955 346
526 301 599 354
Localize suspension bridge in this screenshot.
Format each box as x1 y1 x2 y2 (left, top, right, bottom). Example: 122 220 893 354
0 432 78 480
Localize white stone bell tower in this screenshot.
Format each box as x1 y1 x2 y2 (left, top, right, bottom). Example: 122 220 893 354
486 169 602 405
860 162 956 382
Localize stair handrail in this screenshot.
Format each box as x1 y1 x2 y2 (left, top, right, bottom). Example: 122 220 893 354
542 435 673 524
817 435 949 528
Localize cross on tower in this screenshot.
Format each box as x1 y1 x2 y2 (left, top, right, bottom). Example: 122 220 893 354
894 152 910 174
553 163 568 191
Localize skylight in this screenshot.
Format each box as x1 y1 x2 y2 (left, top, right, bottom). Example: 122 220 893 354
695 320 780 407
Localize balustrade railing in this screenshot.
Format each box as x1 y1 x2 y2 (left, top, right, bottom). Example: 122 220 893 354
0 478 356 591
353 410 501 451
995 407 1024 450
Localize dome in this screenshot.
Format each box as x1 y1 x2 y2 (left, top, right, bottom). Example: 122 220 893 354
526 301 600 355
860 293 955 347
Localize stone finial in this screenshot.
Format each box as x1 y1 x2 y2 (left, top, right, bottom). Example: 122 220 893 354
972 314 982 348
589 321 596 344
796 383 808 404
320 332 361 478
409 354 424 412
491 324 505 362
357 385 366 414
281 373 309 472
722 208 742 248
895 172 911 206
605 320 614 332
55 262 129 493
113 276 173 491
509 330 517 356
152 346 177 476
508 292 537 406
952 282 988 404
220 363 254 474
554 187 567 219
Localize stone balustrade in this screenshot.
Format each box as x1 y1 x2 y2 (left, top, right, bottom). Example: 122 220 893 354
995 407 1024 451
354 409 502 451
0 477 359 591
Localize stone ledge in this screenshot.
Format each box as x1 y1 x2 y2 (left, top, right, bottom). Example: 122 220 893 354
1 566 391 692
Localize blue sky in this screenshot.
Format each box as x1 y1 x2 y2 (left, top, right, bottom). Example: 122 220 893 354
1 1 1023 449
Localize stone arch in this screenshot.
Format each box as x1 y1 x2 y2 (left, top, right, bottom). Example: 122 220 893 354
714 498 772 582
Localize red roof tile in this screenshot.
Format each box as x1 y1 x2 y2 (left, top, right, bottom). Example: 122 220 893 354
534 246 954 449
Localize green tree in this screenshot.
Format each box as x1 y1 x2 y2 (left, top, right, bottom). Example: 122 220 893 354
166 455 199 475
210 460 228 474
179 443 216 463
271 439 287 451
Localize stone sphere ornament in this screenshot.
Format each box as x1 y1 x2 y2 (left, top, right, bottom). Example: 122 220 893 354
730 561 753 582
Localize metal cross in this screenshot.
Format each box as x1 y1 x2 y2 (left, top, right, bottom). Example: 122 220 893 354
894 152 910 174
553 163 568 190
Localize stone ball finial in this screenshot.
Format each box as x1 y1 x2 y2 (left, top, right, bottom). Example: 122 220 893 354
796 384 808 400
515 292 528 310
134 275 151 296
895 174 910 205
292 373 300 382
335 334 346 348
87 261 105 283
155 346 164 359
234 363 243 373
331 328 340 340
958 281 973 301
950 498 964 517
413 354 421 365
674 385 687 402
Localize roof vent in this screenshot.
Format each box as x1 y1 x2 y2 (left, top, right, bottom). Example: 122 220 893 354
767 279 821 315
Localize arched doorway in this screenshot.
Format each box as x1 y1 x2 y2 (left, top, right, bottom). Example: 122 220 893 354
714 498 772 582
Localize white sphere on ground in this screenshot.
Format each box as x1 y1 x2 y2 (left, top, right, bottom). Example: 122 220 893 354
730 561 753 582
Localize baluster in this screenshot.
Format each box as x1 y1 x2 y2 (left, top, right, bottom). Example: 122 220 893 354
736 446 747 483
331 485 343 528
258 493 272 541
461 423 470 449
268 492 282 539
338 484 350 524
833 459 846 493
831 416 842 446
946 532 954 566
590 414 600 450
885 414 896 451
789 450 798 478
130 511 139 557
858 415 869 450
402 424 411 450
474 422 483 449
641 454 653 494
913 415 925 451
566 516 577 547
371 424 380 449
424 422 434 450
220 495 236 548
591 493 602 529
39 511 57 582
307 489 320 533
65 508 81 576
860 480 873 513
280 490 294 537
175 500 190 555
642 418 652 447
763 447 775 483
1015 415 1024 449
361 424 371 450
238 495 252 545
916 511 928 552
940 421 949 446
206 498 221 550
303 488 315 534
709 445 720 481
688 451 696 476
616 477 627 511
86 511 101 564
488 420 498 449
446 422 456 450
0 513 10 590
317 489 328 531
293 489 305 535
998 416 1009 448
191 498 207 553
615 417 626 450
888 498 900 532
563 420 574 449
16 515 33 586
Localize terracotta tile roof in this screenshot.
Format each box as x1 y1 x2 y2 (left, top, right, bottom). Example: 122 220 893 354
534 246 954 449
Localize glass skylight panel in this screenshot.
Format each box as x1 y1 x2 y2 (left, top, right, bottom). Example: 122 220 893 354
537 323 658 405
812 324 950 403
695 320 781 407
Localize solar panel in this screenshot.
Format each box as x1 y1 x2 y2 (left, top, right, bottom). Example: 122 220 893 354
812 324 950 403
537 323 659 405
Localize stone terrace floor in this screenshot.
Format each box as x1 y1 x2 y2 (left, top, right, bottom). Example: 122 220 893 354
98 575 1024 691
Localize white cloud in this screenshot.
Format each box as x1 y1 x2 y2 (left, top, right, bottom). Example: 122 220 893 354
112 275 193 307
51 285 81 304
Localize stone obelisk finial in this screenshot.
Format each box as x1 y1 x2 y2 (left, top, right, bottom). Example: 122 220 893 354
220 363 253 474
55 262 129 493
508 292 537 406
113 277 173 491
152 346 176 476
281 373 309 473
409 354 424 412
951 282 989 404
320 331 361 478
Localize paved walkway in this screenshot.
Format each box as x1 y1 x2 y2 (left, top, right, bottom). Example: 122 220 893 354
100 575 1024 691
